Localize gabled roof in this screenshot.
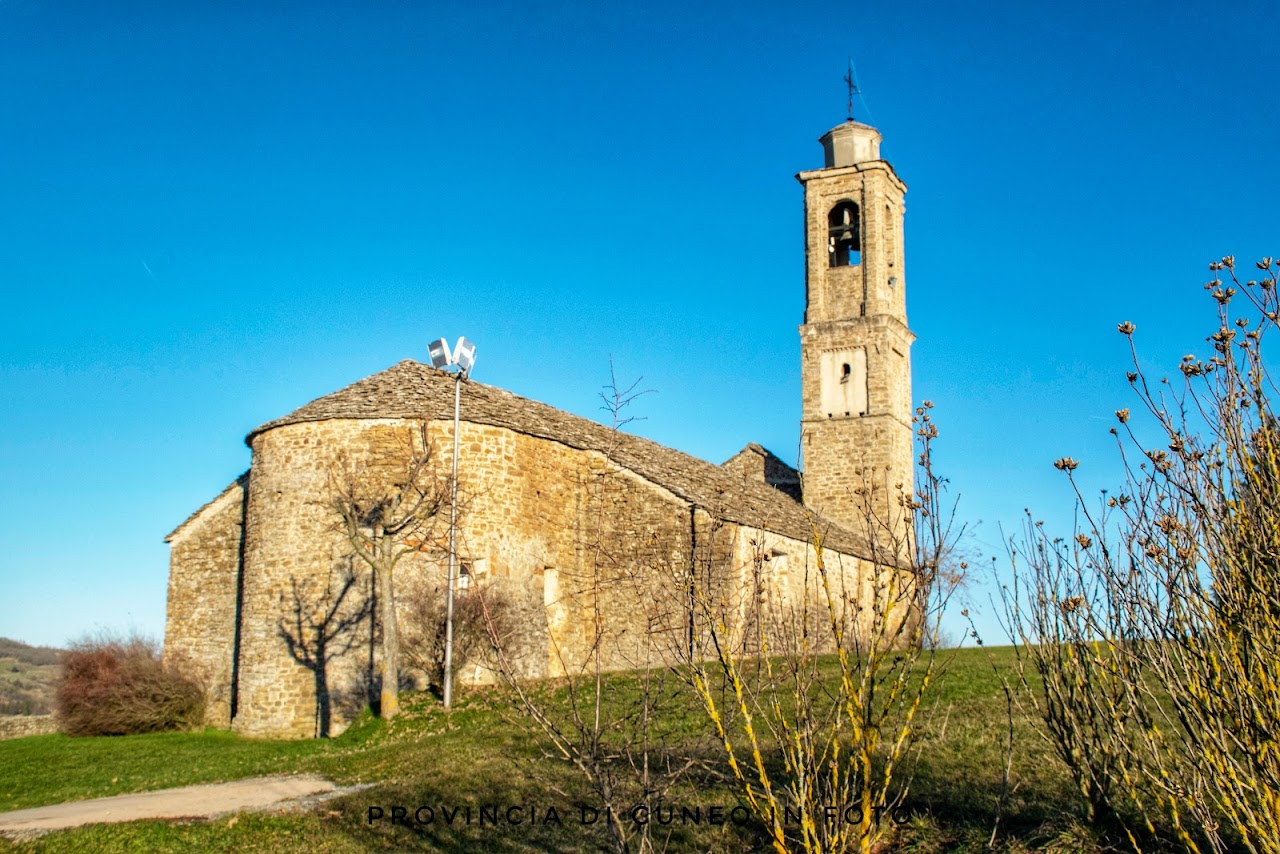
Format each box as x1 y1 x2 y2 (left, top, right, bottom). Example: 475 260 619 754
244 360 872 558
166 472 249 543
721 443 803 502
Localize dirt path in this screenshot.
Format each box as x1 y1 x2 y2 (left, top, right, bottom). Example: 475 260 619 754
0 775 374 838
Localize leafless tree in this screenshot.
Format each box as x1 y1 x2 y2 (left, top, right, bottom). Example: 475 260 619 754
327 423 449 720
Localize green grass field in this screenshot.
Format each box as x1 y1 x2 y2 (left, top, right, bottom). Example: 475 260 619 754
0 646 1127 852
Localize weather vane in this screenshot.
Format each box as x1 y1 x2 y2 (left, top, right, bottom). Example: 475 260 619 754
844 57 860 122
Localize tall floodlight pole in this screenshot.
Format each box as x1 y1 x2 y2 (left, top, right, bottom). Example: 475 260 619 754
427 336 475 711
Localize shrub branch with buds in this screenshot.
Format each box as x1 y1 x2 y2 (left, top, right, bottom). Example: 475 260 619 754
1003 257 1280 853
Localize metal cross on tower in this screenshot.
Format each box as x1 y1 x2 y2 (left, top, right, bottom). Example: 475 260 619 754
844 57 860 122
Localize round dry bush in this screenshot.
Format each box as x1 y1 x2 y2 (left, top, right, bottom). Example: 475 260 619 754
56 633 205 737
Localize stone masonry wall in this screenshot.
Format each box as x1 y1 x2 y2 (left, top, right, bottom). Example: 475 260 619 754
228 416 788 739
800 319 914 533
801 163 907 326
382 416 706 688
0 715 58 741
164 477 246 728
236 420 386 738
724 523 890 654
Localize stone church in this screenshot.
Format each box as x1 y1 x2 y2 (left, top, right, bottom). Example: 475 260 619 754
163 117 915 739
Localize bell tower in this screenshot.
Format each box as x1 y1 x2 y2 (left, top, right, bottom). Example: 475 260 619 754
798 119 914 532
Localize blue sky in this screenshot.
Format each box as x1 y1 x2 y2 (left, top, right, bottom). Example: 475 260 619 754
1 0 1277 648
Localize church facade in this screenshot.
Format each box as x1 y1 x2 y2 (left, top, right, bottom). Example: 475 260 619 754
163 117 915 739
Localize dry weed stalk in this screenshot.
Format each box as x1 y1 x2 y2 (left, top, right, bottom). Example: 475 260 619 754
398 578 515 695
684 403 964 854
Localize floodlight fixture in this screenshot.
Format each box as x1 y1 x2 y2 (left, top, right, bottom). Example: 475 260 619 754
428 337 452 369
453 336 476 376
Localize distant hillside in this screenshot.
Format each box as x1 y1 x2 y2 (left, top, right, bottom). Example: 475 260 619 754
0 638 63 667
0 637 64 716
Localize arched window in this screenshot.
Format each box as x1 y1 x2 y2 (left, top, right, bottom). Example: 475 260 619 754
828 201 861 267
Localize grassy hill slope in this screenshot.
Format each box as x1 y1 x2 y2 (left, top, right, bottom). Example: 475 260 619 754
0 639 62 717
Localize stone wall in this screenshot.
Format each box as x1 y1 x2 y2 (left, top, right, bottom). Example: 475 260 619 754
169 404 888 740
800 163 908 327
0 715 58 740
163 476 247 728
231 416 621 738
236 420 381 738
720 523 893 657
215 415 847 739
799 317 914 534
720 444 802 501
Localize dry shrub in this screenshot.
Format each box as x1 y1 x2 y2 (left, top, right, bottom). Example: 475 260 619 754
684 402 966 854
56 632 205 736
400 581 515 695
1006 257 1280 852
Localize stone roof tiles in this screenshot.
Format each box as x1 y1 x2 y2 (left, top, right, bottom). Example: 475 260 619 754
245 359 871 558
